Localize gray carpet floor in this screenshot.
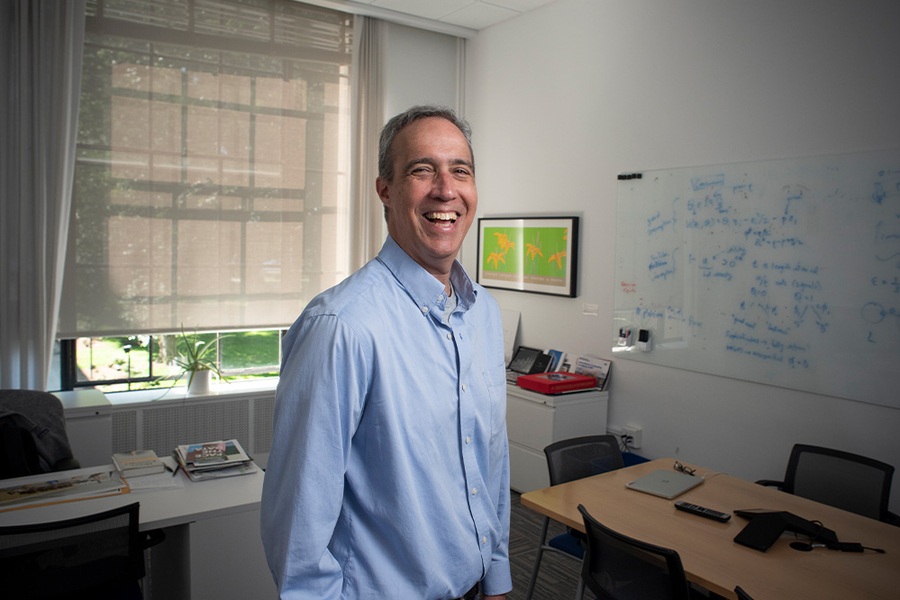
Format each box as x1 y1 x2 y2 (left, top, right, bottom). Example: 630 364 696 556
507 490 583 600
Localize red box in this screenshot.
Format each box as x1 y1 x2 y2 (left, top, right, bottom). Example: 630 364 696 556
516 371 597 394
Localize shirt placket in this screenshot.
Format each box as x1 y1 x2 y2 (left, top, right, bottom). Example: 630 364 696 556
450 312 492 571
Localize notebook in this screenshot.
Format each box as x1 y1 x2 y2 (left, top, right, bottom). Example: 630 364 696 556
625 469 704 499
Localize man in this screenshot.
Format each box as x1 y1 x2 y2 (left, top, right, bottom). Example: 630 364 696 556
261 105 511 600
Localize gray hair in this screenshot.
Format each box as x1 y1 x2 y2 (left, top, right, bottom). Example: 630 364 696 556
377 105 474 183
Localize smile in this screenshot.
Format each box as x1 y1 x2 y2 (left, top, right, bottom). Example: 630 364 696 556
425 212 457 223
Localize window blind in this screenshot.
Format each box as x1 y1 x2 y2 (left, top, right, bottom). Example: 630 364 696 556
58 0 353 338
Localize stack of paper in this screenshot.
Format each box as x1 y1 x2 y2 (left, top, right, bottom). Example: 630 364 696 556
0 468 128 512
173 438 257 481
112 449 165 477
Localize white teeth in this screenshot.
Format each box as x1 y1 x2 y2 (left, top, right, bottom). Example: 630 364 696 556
425 212 456 221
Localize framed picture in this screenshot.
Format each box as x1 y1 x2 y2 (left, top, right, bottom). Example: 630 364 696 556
476 216 579 297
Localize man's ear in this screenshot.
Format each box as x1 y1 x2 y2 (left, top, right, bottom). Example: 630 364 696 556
375 177 389 205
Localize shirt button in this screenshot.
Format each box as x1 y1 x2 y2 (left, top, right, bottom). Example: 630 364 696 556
421 306 428 313
472 487 478 495
447 332 452 340
482 536 488 544
462 384 467 392
465 436 471 444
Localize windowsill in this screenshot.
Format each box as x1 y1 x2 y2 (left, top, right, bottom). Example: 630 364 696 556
57 378 279 410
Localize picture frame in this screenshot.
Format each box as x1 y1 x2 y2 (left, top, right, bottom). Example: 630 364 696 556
476 216 579 297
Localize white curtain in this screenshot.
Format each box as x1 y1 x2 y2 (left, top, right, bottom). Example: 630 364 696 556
349 16 386 271
0 1 85 390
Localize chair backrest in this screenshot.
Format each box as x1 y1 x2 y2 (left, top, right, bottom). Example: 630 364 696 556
0 416 42 477
783 444 894 521
578 504 692 600
0 502 145 600
0 389 79 478
544 435 624 486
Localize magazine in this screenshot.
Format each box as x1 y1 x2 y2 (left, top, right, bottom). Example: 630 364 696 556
174 438 255 481
176 439 250 469
179 460 259 482
573 356 612 390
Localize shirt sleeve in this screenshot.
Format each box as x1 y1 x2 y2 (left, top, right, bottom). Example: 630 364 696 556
260 314 368 600
482 439 512 596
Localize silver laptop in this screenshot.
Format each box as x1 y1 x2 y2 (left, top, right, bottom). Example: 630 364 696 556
625 469 704 499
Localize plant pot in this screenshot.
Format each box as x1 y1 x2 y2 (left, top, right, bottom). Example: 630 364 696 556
188 369 211 395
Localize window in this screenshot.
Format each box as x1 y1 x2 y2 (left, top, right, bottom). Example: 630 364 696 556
61 329 283 392
57 0 353 391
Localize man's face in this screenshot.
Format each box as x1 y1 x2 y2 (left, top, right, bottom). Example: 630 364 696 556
376 117 477 280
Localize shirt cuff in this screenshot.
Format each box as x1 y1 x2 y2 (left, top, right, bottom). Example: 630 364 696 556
481 559 512 597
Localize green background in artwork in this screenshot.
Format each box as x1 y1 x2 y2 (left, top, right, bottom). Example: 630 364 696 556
482 226 569 276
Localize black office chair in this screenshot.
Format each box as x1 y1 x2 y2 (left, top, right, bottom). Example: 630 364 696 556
0 502 146 599
757 444 898 524
0 389 80 479
577 503 694 600
524 435 624 600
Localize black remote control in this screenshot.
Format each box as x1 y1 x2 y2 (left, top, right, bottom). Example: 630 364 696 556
674 501 731 522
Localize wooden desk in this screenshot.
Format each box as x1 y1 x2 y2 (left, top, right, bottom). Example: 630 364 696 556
521 458 900 600
1 467 276 600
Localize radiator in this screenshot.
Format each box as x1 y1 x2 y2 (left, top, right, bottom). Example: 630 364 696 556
64 389 276 469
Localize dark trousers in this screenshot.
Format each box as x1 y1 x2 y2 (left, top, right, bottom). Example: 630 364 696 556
451 582 479 600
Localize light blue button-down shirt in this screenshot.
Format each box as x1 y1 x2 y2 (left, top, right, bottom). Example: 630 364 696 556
261 236 511 599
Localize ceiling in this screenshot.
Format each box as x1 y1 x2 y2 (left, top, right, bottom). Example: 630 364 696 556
303 0 557 36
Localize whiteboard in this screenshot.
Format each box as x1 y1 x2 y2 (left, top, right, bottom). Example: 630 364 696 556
613 149 900 409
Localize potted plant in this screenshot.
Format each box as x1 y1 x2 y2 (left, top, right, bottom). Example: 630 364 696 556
171 325 231 394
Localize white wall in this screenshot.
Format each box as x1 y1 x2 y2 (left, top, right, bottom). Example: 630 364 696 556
381 21 461 120
463 0 900 510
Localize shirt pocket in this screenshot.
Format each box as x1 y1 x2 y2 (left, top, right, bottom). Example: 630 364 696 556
482 364 507 439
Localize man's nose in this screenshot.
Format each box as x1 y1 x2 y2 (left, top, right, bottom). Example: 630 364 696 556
431 170 458 200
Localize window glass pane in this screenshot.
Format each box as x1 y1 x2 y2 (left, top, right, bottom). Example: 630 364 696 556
75 336 152 385
220 331 280 375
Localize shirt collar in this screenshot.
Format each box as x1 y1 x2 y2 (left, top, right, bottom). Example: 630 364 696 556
377 236 476 313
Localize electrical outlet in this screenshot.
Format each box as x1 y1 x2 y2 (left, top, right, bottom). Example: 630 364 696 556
623 425 642 449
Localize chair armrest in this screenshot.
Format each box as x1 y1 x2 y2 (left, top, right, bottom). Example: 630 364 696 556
754 479 784 489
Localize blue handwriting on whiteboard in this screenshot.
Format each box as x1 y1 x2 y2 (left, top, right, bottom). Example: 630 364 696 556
666 306 703 329
861 301 900 324
872 170 900 204
647 210 676 235
635 306 665 320
648 249 677 281
724 327 811 369
871 276 900 293
691 174 725 191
